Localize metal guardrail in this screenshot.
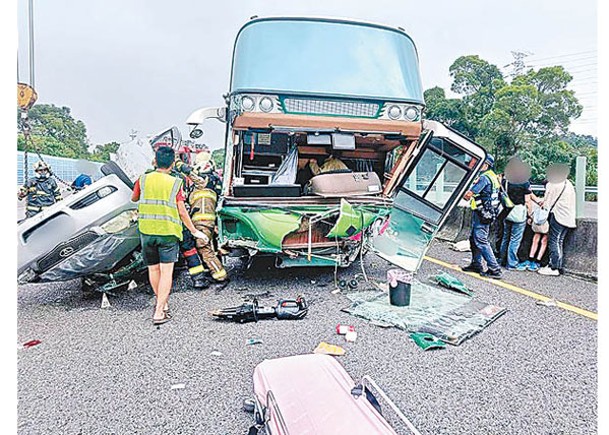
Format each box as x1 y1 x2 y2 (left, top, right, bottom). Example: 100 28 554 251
530 185 598 194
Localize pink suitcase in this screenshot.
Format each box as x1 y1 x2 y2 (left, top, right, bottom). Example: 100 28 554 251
246 353 421 435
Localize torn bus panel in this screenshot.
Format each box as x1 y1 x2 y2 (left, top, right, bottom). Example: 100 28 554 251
219 200 390 267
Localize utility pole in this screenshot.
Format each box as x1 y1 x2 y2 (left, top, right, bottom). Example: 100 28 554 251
28 0 35 88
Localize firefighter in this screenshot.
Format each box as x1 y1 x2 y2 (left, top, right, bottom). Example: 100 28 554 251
18 161 62 218
462 154 502 279
188 151 228 288
170 157 209 289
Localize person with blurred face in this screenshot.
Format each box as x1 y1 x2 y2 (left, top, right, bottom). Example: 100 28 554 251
537 164 576 276
498 157 541 271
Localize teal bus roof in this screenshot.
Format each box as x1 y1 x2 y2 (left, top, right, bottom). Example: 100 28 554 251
230 17 424 104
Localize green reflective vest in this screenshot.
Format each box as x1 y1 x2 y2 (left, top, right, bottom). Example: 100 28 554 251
137 171 183 240
470 169 500 210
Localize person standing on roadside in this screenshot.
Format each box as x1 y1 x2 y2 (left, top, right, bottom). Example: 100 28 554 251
131 146 209 325
538 164 576 276
498 157 541 271
462 154 503 279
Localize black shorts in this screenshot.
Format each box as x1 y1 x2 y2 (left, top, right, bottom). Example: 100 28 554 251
140 234 180 266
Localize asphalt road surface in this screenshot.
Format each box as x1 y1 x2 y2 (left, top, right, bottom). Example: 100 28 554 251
17 241 597 434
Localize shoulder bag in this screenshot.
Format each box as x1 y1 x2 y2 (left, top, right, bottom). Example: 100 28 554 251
533 181 567 226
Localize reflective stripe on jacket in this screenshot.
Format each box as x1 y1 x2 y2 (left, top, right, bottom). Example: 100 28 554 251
22 177 61 208
470 169 500 210
137 171 183 240
189 188 217 223
188 172 219 225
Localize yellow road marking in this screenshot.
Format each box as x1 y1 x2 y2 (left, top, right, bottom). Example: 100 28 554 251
423 255 598 321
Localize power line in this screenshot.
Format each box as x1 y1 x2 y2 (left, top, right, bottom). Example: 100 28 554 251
527 57 597 68
565 65 598 72
526 50 596 63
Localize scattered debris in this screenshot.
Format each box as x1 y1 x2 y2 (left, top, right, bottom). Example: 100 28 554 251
336 324 355 335
388 269 413 307
432 271 473 296
450 240 471 252
536 298 558 307
313 342 346 356
410 332 446 351
211 295 308 323
101 293 111 309
310 279 316 285
127 280 138 290
331 288 341 295
344 280 507 346
210 351 223 357
171 383 186 390
246 338 264 346
22 339 42 348
344 331 358 342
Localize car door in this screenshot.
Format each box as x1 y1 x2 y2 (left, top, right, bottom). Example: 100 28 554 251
370 120 487 272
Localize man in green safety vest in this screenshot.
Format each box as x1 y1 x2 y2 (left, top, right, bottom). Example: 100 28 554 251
131 146 209 325
462 154 502 279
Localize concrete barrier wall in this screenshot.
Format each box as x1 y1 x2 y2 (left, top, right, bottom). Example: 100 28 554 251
437 206 598 279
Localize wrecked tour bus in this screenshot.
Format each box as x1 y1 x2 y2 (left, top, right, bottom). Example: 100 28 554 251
187 17 487 272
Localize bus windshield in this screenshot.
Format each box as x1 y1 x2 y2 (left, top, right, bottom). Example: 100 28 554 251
231 19 424 103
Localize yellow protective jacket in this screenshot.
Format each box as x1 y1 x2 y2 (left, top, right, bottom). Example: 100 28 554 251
137 171 183 240
188 172 217 227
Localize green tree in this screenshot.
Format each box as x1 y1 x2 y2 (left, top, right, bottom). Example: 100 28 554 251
425 56 588 175
17 104 90 159
423 87 467 132
90 141 120 162
211 148 225 170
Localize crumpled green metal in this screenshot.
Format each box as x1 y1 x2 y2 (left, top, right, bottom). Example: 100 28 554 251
432 271 473 296
327 199 363 238
219 207 302 252
410 332 446 351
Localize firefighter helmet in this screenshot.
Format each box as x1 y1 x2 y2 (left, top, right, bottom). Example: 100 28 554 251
33 161 50 172
193 149 213 173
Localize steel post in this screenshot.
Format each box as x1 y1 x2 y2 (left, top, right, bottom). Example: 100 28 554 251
575 156 586 219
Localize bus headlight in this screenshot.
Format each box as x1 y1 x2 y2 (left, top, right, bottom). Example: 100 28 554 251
387 105 402 120
259 97 274 113
404 106 419 121
241 96 255 112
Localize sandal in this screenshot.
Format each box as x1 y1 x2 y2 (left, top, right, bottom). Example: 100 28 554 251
153 312 171 326
164 306 172 318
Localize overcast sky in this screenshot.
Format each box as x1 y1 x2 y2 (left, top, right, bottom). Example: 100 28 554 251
16 0 597 149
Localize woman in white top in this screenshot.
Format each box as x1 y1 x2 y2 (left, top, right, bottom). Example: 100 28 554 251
538 164 577 276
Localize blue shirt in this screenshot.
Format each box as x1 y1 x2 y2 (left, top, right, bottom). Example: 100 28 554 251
471 174 492 196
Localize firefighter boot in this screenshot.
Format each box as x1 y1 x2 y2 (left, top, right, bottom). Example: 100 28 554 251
192 273 210 289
